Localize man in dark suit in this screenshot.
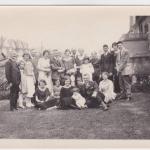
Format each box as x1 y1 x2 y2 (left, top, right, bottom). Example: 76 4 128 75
100 44 114 80
5 51 21 111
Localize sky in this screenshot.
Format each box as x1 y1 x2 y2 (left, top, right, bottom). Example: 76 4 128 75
0 6 130 54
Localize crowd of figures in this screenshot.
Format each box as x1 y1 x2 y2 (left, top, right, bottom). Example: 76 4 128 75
5 41 132 111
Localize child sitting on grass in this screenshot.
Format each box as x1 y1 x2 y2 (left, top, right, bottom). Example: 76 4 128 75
99 72 116 104
72 87 87 109
53 79 62 106
34 79 57 110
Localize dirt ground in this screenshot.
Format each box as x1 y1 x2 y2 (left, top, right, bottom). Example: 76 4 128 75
0 92 150 139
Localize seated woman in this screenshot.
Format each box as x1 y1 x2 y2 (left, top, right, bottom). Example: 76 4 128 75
59 77 79 109
99 72 116 104
34 80 57 110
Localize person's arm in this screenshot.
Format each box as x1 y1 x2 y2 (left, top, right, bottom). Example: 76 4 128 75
5 61 12 85
89 63 94 74
45 88 51 101
37 58 50 72
92 81 99 97
99 82 102 92
118 51 129 72
35 96 41 103
108 53 114 75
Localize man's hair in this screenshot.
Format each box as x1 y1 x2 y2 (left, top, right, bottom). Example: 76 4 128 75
112 42 117 47
103 44 108 48
117 41 123 45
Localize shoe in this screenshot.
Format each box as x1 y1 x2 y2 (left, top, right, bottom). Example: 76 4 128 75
126 97 131 101
103 107 108 111
18 106 25 109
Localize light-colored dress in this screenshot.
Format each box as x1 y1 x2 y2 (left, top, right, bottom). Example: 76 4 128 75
24 61 35 98
37 57 53 94
80 63 94 81
72 92 86 108
99 79 116 103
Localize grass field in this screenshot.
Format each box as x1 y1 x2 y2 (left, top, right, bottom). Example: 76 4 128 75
0 92 150 139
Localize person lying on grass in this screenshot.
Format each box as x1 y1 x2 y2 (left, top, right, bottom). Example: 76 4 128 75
33 79 57 110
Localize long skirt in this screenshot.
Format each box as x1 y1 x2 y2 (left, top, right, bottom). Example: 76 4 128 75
26 76 35 98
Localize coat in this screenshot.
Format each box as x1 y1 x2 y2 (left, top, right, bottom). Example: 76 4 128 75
116 48 133 75
5 59 21 85
100 52 114 74
50 57 65 80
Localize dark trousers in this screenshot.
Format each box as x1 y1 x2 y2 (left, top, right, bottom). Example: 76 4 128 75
86 92 105 108
10 84 19 111
113 74 120 93
119 73 131 98
35 98 57 110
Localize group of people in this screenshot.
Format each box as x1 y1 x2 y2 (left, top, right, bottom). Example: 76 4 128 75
5 41 132 111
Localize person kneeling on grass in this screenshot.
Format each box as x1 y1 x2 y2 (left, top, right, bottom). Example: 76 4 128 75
72 87 87 109
83 74 108 111
34 79 57 110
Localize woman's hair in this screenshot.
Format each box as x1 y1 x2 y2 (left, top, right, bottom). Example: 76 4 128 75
102 72 109 77
64 75 71 82
43 50 49 56
23 52 31 59
54 79 60 85
65 49 71 55
38 79 47 85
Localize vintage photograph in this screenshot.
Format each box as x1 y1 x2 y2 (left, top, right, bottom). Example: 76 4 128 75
0 6 150 140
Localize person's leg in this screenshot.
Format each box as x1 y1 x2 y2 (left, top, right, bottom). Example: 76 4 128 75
42 98 57 110
10 84 19 111
123 75 132 100
18 93 25 108
10 85 14 111
118 73 126 99
96 93 108 110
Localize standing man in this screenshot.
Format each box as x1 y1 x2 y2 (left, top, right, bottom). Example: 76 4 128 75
5 51 21 111
116 41 132 101
100 44 114 80
110 42 120 93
